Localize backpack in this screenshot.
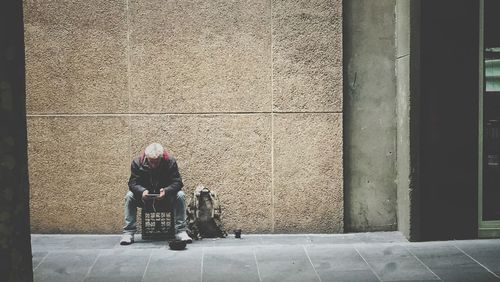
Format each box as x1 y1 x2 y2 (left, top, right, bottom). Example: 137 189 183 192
186 185 227 239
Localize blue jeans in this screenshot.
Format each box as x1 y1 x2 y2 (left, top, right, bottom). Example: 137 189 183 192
123 190 187 235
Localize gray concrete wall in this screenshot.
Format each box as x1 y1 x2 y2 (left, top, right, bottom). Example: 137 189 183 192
24 0 344 234
344 0 398 231
395 0 411 238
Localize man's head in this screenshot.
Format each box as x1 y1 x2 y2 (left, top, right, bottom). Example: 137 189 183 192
144 143 164 169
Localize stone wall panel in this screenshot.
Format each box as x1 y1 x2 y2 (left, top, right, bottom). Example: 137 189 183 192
130 114 273 233
129 0 271 113
24 0 128 114
272 0 342 112
28 116 130 233
273 113 343 233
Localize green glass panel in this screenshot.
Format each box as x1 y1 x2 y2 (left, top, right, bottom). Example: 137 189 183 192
485 59 500 91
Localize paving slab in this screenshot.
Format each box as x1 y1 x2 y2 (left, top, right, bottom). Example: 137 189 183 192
32 235 120 251
453 239 500 279
122 238 169 250
143 248 203 282
84 248 150 282
258 234 311 246
203 246 260 282
323 270 380 282
32 251 49 270
30 234 500 282
356 244 439 281
305 245 379 282
408 244 499 281
210 235 263 247
34 250 99 282
255 245 319 282
306 231 407 245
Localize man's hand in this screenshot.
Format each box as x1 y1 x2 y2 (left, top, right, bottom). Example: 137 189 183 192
142 190 149 200
158 188 166 199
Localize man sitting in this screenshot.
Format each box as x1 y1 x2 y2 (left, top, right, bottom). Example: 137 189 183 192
120 143 192 245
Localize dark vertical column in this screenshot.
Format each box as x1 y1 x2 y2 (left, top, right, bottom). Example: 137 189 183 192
419 1 479 240
481 0 500 222
0 1 33 281
408 0 422 242
406 0 423 241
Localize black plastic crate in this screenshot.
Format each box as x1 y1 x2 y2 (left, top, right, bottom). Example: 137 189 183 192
141 209 174 240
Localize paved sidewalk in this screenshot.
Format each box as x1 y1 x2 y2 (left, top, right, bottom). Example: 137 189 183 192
31 232 500 282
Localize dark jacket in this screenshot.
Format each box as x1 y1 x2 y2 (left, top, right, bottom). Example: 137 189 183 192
128 151 183 200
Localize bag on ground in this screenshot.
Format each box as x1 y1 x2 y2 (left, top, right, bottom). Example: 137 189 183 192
187 185 227 239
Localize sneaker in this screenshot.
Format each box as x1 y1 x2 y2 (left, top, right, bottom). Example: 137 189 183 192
175 231 193 243
120 234 134 245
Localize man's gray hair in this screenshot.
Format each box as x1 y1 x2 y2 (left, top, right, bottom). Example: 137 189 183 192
144 143 164 159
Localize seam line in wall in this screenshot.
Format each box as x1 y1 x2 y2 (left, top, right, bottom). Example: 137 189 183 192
26 111 342 117
125 0 132 160
270 0 275 233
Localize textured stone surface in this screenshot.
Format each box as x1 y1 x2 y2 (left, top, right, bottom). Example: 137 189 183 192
24 0 344 234
272 0 342 112
130 114 273 233
273 113 343 233
24 0 128 114
28 117 130 233
129 0 271 113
